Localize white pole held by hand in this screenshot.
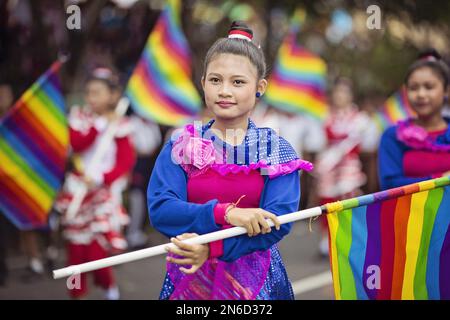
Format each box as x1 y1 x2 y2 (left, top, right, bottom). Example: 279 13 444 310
65 97 130 220
53 206 322 279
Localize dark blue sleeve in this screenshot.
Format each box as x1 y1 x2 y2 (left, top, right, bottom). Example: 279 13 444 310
147 142 220 238
219 171 300 262
378 126 432 190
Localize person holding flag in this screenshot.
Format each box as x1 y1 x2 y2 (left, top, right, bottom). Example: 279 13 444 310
378 49 450 190
54 67 136 300
147 21 313 300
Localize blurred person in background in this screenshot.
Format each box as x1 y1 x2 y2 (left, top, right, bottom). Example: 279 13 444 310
54 67 136 299
378 49 450 190
315 77 379 257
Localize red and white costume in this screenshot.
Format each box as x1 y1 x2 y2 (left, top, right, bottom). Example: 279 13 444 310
55 106 136 298
315 107 378 202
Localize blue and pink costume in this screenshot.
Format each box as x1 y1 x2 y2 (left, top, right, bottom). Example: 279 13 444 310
147 119 313 300
379 118 450 190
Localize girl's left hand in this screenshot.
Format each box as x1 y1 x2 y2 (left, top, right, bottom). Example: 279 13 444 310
165 233 209 274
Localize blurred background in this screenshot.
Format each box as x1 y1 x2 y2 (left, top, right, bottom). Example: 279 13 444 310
0 0 449 300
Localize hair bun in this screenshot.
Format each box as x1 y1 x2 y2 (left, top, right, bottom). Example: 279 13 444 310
228 21 253 42
418 48 442 62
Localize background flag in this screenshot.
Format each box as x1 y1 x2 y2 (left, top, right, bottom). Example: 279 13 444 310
264 8 328 120
126 0 201 126
374 86 416 130
0 61 68 230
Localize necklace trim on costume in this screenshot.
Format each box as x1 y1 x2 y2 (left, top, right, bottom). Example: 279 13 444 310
396 118 450 152
171 119 313 179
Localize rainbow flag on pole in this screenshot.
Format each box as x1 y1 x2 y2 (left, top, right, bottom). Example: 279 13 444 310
0 61 68 230
126 0 201 126
374 86 416 130
264 9 328 120
326 176 450 300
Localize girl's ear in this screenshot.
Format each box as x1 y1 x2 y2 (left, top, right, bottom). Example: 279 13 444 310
257 78 268 96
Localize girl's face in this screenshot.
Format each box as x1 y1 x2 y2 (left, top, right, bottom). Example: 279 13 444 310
202 53 267 122
331 83 353 110
85 80 116 114
406 67 447 119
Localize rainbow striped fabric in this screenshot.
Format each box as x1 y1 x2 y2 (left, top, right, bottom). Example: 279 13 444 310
264 9 328 120
326 176 450 300
0 61 68 230
126 0 201 126
374 87 416 130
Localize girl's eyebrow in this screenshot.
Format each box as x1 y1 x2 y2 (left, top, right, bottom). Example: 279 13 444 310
207 72 250 79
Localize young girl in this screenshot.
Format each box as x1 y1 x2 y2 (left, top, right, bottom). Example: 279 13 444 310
378 49 450 190
147 21 313 300
55 68 136 299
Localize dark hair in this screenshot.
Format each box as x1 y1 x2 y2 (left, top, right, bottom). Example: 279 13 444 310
333 76 353 90
203 21 266 80
405 48 450 87
87 67 121 90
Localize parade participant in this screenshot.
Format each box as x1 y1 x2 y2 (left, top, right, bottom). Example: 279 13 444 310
147 21 313 300
55 67 136 299
315 77 379 256
379 49 450 190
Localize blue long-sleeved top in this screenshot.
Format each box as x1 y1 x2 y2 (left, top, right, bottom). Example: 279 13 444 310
147 141 300 262
378 118 450 190
147 119 302 262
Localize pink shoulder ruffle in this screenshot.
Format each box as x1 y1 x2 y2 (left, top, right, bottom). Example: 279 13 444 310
171 123 314 179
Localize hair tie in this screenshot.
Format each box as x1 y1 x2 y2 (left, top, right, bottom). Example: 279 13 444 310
92 68 114 80
228 29 253 42
420 55 438 62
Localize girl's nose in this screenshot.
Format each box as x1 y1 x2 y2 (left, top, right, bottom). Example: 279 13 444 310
218 84 232 97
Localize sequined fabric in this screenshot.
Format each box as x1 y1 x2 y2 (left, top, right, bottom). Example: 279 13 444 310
159 245 294 300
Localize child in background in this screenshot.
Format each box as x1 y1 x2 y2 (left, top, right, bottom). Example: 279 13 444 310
55 68 136 299
379 49 450 189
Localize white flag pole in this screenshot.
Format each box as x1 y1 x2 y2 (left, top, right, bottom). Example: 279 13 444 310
65 97 130 220
53 206 323 279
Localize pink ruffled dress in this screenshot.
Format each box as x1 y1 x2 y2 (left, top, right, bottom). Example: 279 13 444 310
150 119 313 300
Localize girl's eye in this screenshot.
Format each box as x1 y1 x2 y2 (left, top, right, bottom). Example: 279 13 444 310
425 83 435 90
234 80 245 85
209 78 220 83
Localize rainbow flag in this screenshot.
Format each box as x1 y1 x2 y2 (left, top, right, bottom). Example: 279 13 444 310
374 86 416 130
264 9 328 120
0 61 68 230
326 177 450 300
126 0 201 126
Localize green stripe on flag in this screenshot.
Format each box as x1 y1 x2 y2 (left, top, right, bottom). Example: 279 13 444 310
336 209 357 299
413 187 443 299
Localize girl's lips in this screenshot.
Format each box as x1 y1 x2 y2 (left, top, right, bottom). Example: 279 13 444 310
216 101 236 108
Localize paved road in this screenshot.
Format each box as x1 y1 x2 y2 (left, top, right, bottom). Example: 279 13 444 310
0 221 334 300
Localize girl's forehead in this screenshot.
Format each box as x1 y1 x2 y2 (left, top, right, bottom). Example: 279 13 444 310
206 53 257 77
409 66 442 82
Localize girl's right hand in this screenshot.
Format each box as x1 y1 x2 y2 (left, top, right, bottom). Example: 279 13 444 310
225 207 281 237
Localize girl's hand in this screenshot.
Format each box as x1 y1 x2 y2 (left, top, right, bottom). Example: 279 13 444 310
442 171 450 177
165 233 209 274
226 208 281 237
